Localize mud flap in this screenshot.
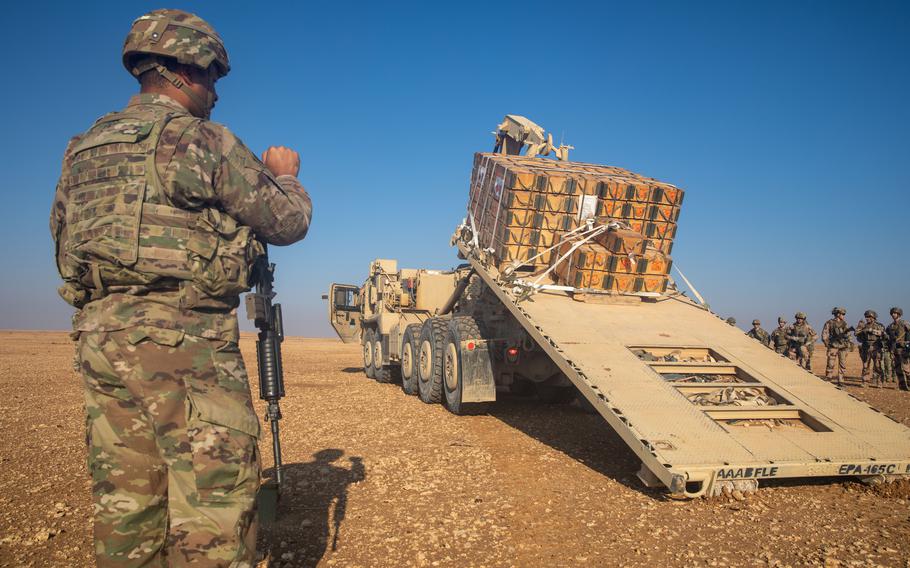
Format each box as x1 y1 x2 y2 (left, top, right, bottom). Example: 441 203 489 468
460 339 496 403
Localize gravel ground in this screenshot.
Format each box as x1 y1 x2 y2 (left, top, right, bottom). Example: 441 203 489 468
1 330 908 567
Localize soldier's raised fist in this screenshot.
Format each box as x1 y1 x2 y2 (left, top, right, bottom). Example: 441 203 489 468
261 146 300 177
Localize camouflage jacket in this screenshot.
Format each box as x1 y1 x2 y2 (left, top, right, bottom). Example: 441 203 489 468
746 327 771 347
787 321 816 346
51 94 312 342
770 326 788 349
885 319 910 352
855 320 885 349
822 318 853 349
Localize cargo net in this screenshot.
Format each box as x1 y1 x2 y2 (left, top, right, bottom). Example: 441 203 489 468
463 153 681 299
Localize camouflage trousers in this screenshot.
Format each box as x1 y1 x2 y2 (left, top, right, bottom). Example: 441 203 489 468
893 350 910 390
77 327 260 567
825 347 848 382
860 348 883 384
882 350 896 382
789 345 811 370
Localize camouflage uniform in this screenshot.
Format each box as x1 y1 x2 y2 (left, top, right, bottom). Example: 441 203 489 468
787 314 816 371
745 320 771 348
855 312 885 387
882 348 896 383
50 10 312 567
770 319 789 355
885 309 910 391
822 309 852 385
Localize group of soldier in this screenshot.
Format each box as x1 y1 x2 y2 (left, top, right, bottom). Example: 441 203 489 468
740 308 910 390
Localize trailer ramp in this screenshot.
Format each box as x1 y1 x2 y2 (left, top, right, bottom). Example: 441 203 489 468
458 244 910 498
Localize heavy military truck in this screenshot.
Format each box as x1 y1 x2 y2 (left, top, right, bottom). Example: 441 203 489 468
325 119 910 498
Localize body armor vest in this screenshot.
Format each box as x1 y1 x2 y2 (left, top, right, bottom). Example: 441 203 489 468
788 323 811 345
59 107 262 307
825 319 851 349
771 328 788 348
856 321 884 347
886 320 910 352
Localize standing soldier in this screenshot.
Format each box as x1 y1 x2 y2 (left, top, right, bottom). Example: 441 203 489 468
788 312 816 371
822 307 854 386
885 307 910 391
746 319 771 347
770 317 789 355
50 10 313 566
855 310 886 388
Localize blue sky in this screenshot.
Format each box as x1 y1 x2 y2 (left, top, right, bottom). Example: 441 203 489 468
0 0 907 336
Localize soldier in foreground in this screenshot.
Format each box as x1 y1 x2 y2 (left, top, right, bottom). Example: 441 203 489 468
788 312 816 371
746 319 771 347
50 9 312 566
885 307 910 391
855 310 886 388
770 317 789 354
822 307 854 386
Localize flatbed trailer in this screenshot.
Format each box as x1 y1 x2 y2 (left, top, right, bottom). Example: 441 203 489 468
450 236 910 497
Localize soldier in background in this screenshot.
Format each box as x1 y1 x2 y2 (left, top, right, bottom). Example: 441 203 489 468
746 319 771 347
50 9 312 565
822 307 854 386
770 317 789 355
725 317 737 327
855 310 886 388
885 307 910 391
788 312 816 371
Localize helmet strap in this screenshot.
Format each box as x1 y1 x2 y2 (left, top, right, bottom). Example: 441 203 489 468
133 59 213 118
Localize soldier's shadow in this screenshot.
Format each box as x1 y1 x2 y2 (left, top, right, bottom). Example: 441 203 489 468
259 449 365 567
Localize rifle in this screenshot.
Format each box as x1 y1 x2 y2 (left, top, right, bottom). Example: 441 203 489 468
245 246 286 518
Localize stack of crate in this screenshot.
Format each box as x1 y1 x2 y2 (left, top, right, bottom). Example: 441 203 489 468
466 152 683 293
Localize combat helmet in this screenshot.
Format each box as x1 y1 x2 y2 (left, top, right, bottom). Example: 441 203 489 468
752 319 761 326
864 309 877 319
122 9 228 117
891 307 903 317
832 307 846 316
778 316 786 324
795 311 807 320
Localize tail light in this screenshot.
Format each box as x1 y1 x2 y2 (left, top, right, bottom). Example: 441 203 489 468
505 346 520 363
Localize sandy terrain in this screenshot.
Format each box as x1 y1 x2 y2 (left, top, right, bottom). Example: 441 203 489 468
1 331 908 567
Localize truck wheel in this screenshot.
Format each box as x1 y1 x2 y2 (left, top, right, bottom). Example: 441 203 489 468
400 324 422 395
417 318 447 403
362 328 376 379
443 316 487 414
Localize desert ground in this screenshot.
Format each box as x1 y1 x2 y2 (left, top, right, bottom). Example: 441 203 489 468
0 330 908 568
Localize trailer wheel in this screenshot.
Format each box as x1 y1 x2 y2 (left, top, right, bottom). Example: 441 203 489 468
417 318 447 403
362 328 376 379
400 324 422 395
443 316 486 415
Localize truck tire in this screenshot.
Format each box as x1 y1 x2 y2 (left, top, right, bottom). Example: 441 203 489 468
443 316 488 415
417 318 447 403
362 328 376 379
374 335 401 384
400 324 422 395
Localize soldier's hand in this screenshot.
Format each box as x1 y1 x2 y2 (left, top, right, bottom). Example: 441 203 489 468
261 146 300 177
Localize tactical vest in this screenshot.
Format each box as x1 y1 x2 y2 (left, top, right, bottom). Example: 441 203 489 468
886 320 910 352
789 323 811 345
58 107 263 308
771 328 788 348
826 319 851 349
856 322 884 347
